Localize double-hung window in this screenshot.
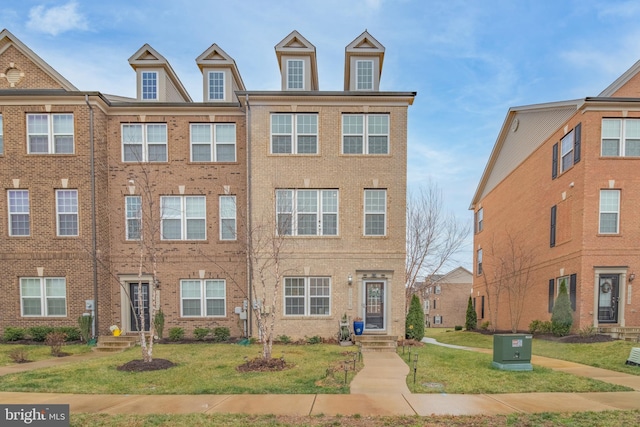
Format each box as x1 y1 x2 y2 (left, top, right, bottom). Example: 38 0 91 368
477 248 483 275
20 277 66 317
8 190 30 236
122 123 167 162
56 189 78 236
475 208 483 233
180 279 226 317
434 315 442 325
287 59 304 89
27 113 74 154
0 114 3 154
271 114 318 154
190 123 236 162
276 189 338 236
125 196 142 240
599 189 620 234
161 196 206 240
284 277 330 316
208 71 225 100
343 114 389 154
364 189 386 236
356 60 374 90
219 195 236 240
560 129 575 173
602 119 640 156
142 71 158 100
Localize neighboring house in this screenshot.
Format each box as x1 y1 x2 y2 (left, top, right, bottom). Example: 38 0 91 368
422 267 472 328
470 60 640 335
0 28 414 340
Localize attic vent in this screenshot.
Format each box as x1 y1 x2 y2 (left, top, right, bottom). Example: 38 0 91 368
3 66 24 87
626 347 640 366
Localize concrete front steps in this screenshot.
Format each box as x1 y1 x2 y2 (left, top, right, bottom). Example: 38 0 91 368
599 326 640 342
354 334 398 352
93 334 139 353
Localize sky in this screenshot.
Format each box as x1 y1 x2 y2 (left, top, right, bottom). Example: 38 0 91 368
2 0 640 270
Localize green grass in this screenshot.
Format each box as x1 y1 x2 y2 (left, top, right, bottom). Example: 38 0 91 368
425 328 640 375
0 343 92 366
0 343 360 395
69 411 640 427
400 344 628 394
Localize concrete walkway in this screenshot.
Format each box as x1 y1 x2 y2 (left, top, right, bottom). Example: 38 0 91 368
0 341 640 416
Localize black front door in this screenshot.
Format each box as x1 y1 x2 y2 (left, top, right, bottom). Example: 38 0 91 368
364 281 384 330
598 274 619 323
130 282 150 331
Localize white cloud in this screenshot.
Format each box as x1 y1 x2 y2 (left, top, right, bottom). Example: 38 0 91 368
27 2 88 36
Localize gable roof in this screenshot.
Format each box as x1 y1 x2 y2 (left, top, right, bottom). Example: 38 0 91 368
128 43 192 102
599 58 640 97
433 267 473 284
274 30 318 90
344 30 385 90
0 28 78 91
195 43 245 91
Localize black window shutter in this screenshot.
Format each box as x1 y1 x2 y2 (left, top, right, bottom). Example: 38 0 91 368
570 274 577 311
574 123 581 164
552 143 558 179
548 279 555 313
550 205 557 247
481 296 485 319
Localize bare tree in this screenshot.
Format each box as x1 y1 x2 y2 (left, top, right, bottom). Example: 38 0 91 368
405 181 469 311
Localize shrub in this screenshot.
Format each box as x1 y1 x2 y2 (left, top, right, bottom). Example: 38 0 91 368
465 295 477 331
8 348 30 363
56 327 81 342
454 325 463 331
3 327 26 342
193 327 211 341
154 309 165 340
212 327 230 342
45 331 67 356
551 278 573 336
480 321 490 331
306 335 322 344
29 326 55 342
78 314 93 342
168 327 184 341
405 294 425 340
579 325 596 338
277 335 292 344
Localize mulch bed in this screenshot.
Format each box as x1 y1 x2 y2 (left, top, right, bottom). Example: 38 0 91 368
236 357 291 372
116 358 176 372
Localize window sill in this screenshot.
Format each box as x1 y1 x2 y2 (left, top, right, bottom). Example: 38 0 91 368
596 233 622 237
187 161 239 165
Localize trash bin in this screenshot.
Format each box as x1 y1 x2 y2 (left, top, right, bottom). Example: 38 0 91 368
491 334 533 371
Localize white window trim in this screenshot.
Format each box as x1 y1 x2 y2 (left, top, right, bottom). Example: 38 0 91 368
356 60 374 90
20 277 67 317
121 123 167 163
26 113 74 154
434 315 442 325
8 189 30 236
141 71 158 101
219 195 237 241
434 285 441 294
160 195 207 241
270 113 318 154
601 118 640 157
0 113 3 154
208 71 225 101
276 189 338 236
364 189 387 236
56 189 78 237
477 248 483 275
476 208 483 233
599 189 620 234
125 195 142 241
560 129 575 173
180 279 226 317
283 277 331 316
190 123 236 162
286 59 304 90
342 114 389 154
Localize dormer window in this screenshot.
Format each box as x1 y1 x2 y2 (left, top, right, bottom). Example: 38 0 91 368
142 71 158 100
208 71 225 101
356 60 373 90
287 59 304 90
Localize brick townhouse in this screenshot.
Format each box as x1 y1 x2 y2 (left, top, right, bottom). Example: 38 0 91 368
423 267 472 328
471 61 640 338
0 28 414 340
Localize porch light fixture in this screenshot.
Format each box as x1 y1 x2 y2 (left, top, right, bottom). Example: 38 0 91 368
630 273 636 283
348 274 353 286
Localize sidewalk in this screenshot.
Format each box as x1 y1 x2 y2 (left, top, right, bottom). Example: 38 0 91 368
0 341 639 416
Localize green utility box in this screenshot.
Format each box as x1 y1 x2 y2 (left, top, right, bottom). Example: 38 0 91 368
492 334 533 371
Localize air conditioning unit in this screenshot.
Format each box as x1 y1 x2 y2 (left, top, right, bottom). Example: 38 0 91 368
626 348 640 366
